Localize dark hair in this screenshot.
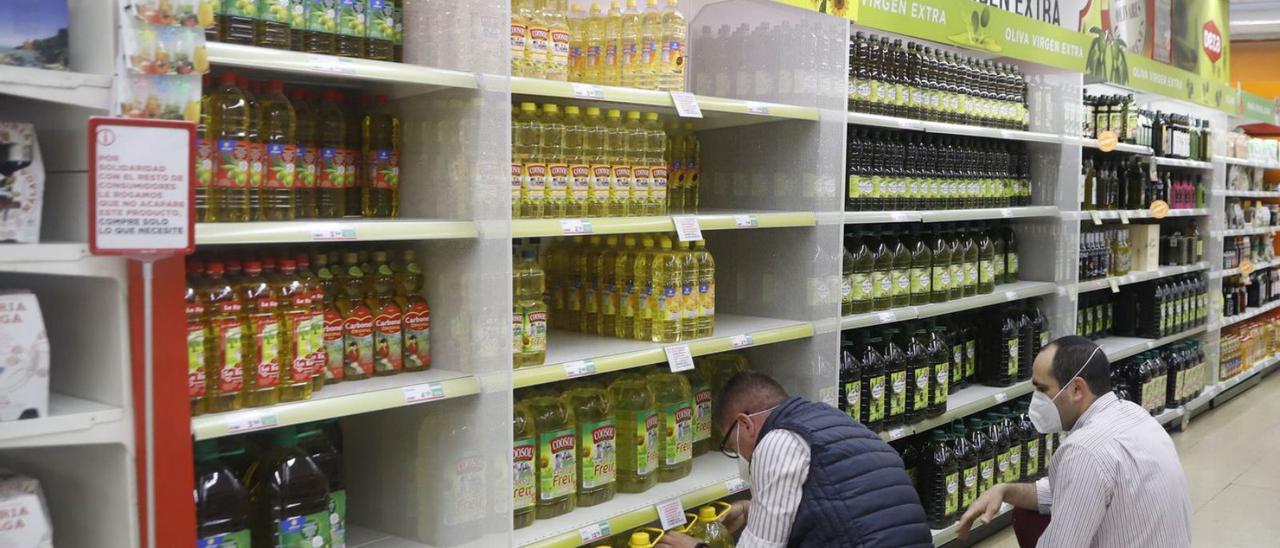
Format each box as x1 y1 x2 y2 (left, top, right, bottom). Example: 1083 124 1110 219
712 371 789 428
1047 335 1110 395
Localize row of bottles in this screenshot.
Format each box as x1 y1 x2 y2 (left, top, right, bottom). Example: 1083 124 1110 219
1111 341 1207 416
1219 310 1280 380
1223 267 1280 317
1158 224 1205 267
899 402 1057 530
1076 291 1116 340
208 0 403 61
1082 93 1146 144
1151 111 1211 161
1222 234 1272 270
199 71 401 222
846 129 1031 211
1080 155 1204 210
186 246 431 415
1078 226 1132 280
840 222 1020 315
512 102 701 219
1084 274 1207 339
1225 200 1278 230
847 33 1029 130
543 234 716 346
513 354 748 527
194 422 346 547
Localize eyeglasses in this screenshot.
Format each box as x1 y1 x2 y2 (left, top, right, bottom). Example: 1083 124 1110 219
719 420 740 459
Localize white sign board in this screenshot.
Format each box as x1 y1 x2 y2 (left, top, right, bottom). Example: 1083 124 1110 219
89 117 195 256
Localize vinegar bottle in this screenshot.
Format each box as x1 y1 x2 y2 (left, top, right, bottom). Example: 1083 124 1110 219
259 80 297 221
362 95 400 217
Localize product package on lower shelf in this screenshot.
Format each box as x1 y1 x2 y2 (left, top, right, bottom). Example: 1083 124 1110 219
0 471 53 548
0 291 49 421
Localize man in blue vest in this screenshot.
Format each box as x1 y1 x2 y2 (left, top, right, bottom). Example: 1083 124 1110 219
657 371 932 548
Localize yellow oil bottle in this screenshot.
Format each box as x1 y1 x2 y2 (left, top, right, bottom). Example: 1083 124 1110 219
515 247 548 367
241 78 265 220
293 254 326 392
525 0 550 78
544 0 571 81
585 107 612 217
658 0 686 91
665 122 683 213
208 71 251 222
524 392 577 519
395 249 431 372
681 122 700 211
288 88 318 218
644 112 668 215
542 103 569 218
569 5 586 82
609 373 658 493
693 240 714 337
316 90 349 218
240 260 283 408
186 260 209 416
563 380 617 506
618 0 641 87
625 111 651 215
647 368 693 481
337 252 374 380
599 236 623 336
578 236 605 333
361 95 400 217
203 261 246 413
583 4 605 83
678 241 698 340
563 105 590 217
638 0 662 90
366 251 403 376
513 399 537 529
274 258 314 402
632 235 657 341
511 0 532 76
605 110 631 216
259 80 297 221
682 369 713 456
615 235 640 339
314 253 345 384
516 103 545 219
651 235 682 342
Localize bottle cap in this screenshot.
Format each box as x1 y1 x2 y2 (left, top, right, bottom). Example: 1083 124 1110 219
607 109 622 118
644 112 659 121
565 105 580 115
521 102 538 112
218 71 237 85
587 106 601 116
244 261 262 274
268 80 285 93
279 259 297 271
627 111 640 120
206 261 225 275
543 103 560 113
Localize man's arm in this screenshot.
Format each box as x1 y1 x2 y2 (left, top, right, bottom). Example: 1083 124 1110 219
955 482 1038 539
1035 447 1112 548
738 429 810 548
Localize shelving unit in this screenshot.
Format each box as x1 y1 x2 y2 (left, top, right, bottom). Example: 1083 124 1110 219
1081 138 1153 155
1070 262 1208 294
511 210 816 238
879 382 1034 442
840 281 1058 330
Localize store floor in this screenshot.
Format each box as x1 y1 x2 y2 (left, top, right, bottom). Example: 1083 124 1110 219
977 371 1280 548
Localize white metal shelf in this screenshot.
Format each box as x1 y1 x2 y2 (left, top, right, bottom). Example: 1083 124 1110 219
843 207 1059 225
347 525 435 547
1071 262 1207 294
512 210 816 238
205 42 478 91
1215 189 1280 198
1214 155 1280 170
1212 225 1280 238
0 394 126 450
195 219 479 245
840 281 1058 331
1213 299 1280 331
879 381 1033 442
1081 138 1152 155
1062 208 1208 221
1152 157 1213 170
845 111 1062 143
0 65 112 110
1094 325 1207 363
932 503 1012 545
1214 257 1280 279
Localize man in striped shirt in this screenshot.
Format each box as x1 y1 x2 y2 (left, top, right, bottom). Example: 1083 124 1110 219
956 336 1192 547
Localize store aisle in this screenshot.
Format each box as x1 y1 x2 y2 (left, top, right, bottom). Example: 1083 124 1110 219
977 371 1280 548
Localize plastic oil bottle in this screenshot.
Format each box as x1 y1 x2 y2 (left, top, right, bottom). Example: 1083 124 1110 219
239 261 282 408
564 380 618 506
524 391 577 519
585 107 612 217
542 103 569 218
579 237 606 333
314 254 345 385
598 235 622 336
564 105 590 217
648 368 693 481
605 109 631 216
362 95 400 217
273 259 314 402
187 260 209 416
293 254 325 392
513 399 537 529
259 80 297 220
525 0 550 78
516 103 545 219
366 251 403 376
516 246 548 367
583 3 605 82
545 0 571 81
658 0 686 91
297 423 347 547
511 0 533 76
395 249 431 372
204 261 246 412
679 122 699 212
615 235 640 339
683 367 712 456
335 0 367 58
692 240 714 337
617 0 641 87
337 252 374 380
365 0 395 60
652 235 682 342
208 72 250 222
316 90 348 217
244 427 331 547
625 111 651 215
568 5 586 82
218 0 256 44
288 89 318 218
344 94 366 216
609 372 658 493
665 123 684 213
644 112 668 215
632 235 657 341
254 0 292 49
194 440 252 547
678 241 698 340
304 0 338 53
241 78 266 220
637 0 662 89
690 504 734 548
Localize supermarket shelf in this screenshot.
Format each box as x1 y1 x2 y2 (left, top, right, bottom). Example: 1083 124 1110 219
0 65 112 110
515 454 744 548
511 210 816 238
1214 257 1280 279
843 207 1059 225
1213 299 1280 331
1081 138 1152 155
1214 155 1280 170
0 394 126 450
1154 405 1185 426
1212 225 1280 238
514 315 813 388
512 77 819 126
844 112 1062 144
195 219 479 245
1070 262 1207 294
1094 325 1207 362
0 247 126 279
206 42 477 92
932 503 1012 546
880 381 1034 442
347 525 434 547
191 368 480 441
840 281 1058 331
843 211 924 224
1152 157 1213 170
1214 189 1280 198
1215 353 1280 397
0 242 91 263
1062 208 1208 221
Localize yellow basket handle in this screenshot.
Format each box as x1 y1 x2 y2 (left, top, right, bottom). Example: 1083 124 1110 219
708 500 733 522
632 526 665 547
674 513 699 533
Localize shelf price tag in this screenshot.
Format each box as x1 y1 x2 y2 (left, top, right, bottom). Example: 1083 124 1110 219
994 391 1008 403
305 54 358 75
672 215 704 242
1096 131 1118 152
579 522 612 545
725 477 749 494
403 382 446 404
1108 278 1121 293
563 360 597 378
1240 260 1256 276
887 427 907 440
560 219 593 235
730 334 755 349
670 92 703 118
665 344 695 372
655 498 688 531
225 411 278 435
1118 211 1130 224
745 102 770 115
572 83 605 99
1088 210 1102 225
878 311 897 323
1149 200 1169 219
312 223 357 241
734 214 759 228
1000 208 1014 218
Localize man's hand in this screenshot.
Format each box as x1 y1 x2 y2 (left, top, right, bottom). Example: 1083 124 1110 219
956 484 1005 540
722 500 750 533
654 531 701 548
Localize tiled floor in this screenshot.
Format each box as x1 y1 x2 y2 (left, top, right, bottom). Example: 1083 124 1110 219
976 371 1280 548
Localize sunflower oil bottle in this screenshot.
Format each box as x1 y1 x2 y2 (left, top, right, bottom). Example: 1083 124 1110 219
187 260 209 416
335 0 367 58
647 368 693 481
638 0 662 90
244 427 331 547
254 0 292 49
274 259 314 402
644 112 668 214
665 122 684 213
395 249 431 372
209 72 251 222
598 236 622 336
511 0 534 76
542 104 569 218
585 107 612 217
362 95 400 217
633 235 657 341
578 236 606 333
289 89 318 218
304 0 339 54
606 1 627 85
680 122 700 211
316 90 349 217
682 367 712 456
658 0 686 91
582 4 605 82
609 372 658 493
619 0 642 86
605 110 631 216
258 80 297 220
652 235 682 342
523 391 577 519
545 0 571 81
693 240 714 337
240 260 282 408
515 246 548 367
678 241 698 340
365 0 395 61
516 103 546 219
525 0 551 78
625 111 651 215
513 399 537 529
337 252 374 380
546 239 574 330
615 235 640 339
691 504 734 548
564 380 618 506
564 105 590 217
568 5 586 82
367 251 403 376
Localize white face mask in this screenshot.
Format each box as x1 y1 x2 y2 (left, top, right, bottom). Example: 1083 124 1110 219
733 406 777 484
1029 346 1100 434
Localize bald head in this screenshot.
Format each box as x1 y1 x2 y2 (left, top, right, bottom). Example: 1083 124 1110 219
713 371 788 432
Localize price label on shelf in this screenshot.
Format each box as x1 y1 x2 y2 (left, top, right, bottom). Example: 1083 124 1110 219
665 344 695 372
224 411 278 435
1000 208 1014 218
560 219 594 235
1240 260 1256 276
1096 130 1118 152
878 311 897 323
889 212 916 222
887 427 907 440
1149 200 1169 219
572 83 605 99
655 498 688 531
403 382 446 404
1108 278 1121 293
670 92 704 118
312 224 357 241
672 215 704 242
579 522 612 545
1118 211 1130 224
746 102 770 115
725 477 749 494
563 360 597 378
994 391 1008 403
306 54 358 75
1004 290 1019 301
734 214 759 228
731 334 755 349
1088 210 1102 225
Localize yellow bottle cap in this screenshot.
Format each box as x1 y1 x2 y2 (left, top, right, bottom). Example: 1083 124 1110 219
607 109 622 118
592 2 602 9
587 106 602 116
625 0 636 9
543 104 559 114
628 532 651 548
683 122 695 129
624 235 637 246
565 105 580 115
606 235 618 245
699 505 718 521
645 112 659 121
520 102 538 112
647 0 658 6
627 111 641 120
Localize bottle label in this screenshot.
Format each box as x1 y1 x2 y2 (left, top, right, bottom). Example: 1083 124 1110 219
933 265 949 292
547 163 570 200
197 529 251 548
570 164 591 202
632 166 651 202
980 259 994 285
617 41 634 68
276 511 330 547
528 26 549 56
581 420 617 489
373 301 403 374
945 471 959 516
1026 439 1040 476
263 143 298 189
342 306 375 377
368 149 399 189
641 39 656 66
510 23 527 56
550 29 570 63
511 163 523 202
259 0 293 23
662 286 680 321
682 281 696 321
329 488 347 546
638 410 659 475
662 403 693 465
296 145 317 189
867 375 885 422
187 321 206 398
912 366 930 411
287 310 312 383
590 165 613 202
216 318 244 393
651 165 668 201
196 138 212 188
523 163 547 198
889 370 906 417
840 276 853 304
693 388 712 442
934 363 948 403
620 281 636 319
964 261 978 287
1007 254 1019 277
962 466 978 507
305 0 337 33
996 452 1010 482
251 316 281 388
511 311 523 353
700 280 714 318
843 381 860 422
949 263 963 291
910 267 930 295
318 147 347 189
1009 448 1022 481
214 139 249 189
367 0 394 40
249 140 265 188
893 269 910 298
336 0 366 38
323 306 344 382
223 0 256 17
403 300 430 369
601 284 617 315
872 271 890 300
611 165 632 194
539 428 576 500
523 307 548 353
1007 339 1019 378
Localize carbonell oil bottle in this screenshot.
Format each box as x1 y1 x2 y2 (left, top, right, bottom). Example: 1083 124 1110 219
513 400 537 529
338 252 374 380
564 380 617 506
367 251 404 376
239 260 282 408
609 372 658 493
395 249 431 372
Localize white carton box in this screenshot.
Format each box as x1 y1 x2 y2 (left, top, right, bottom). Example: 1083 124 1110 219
0 471 53 547
0 291 49 421
0 122 44 243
